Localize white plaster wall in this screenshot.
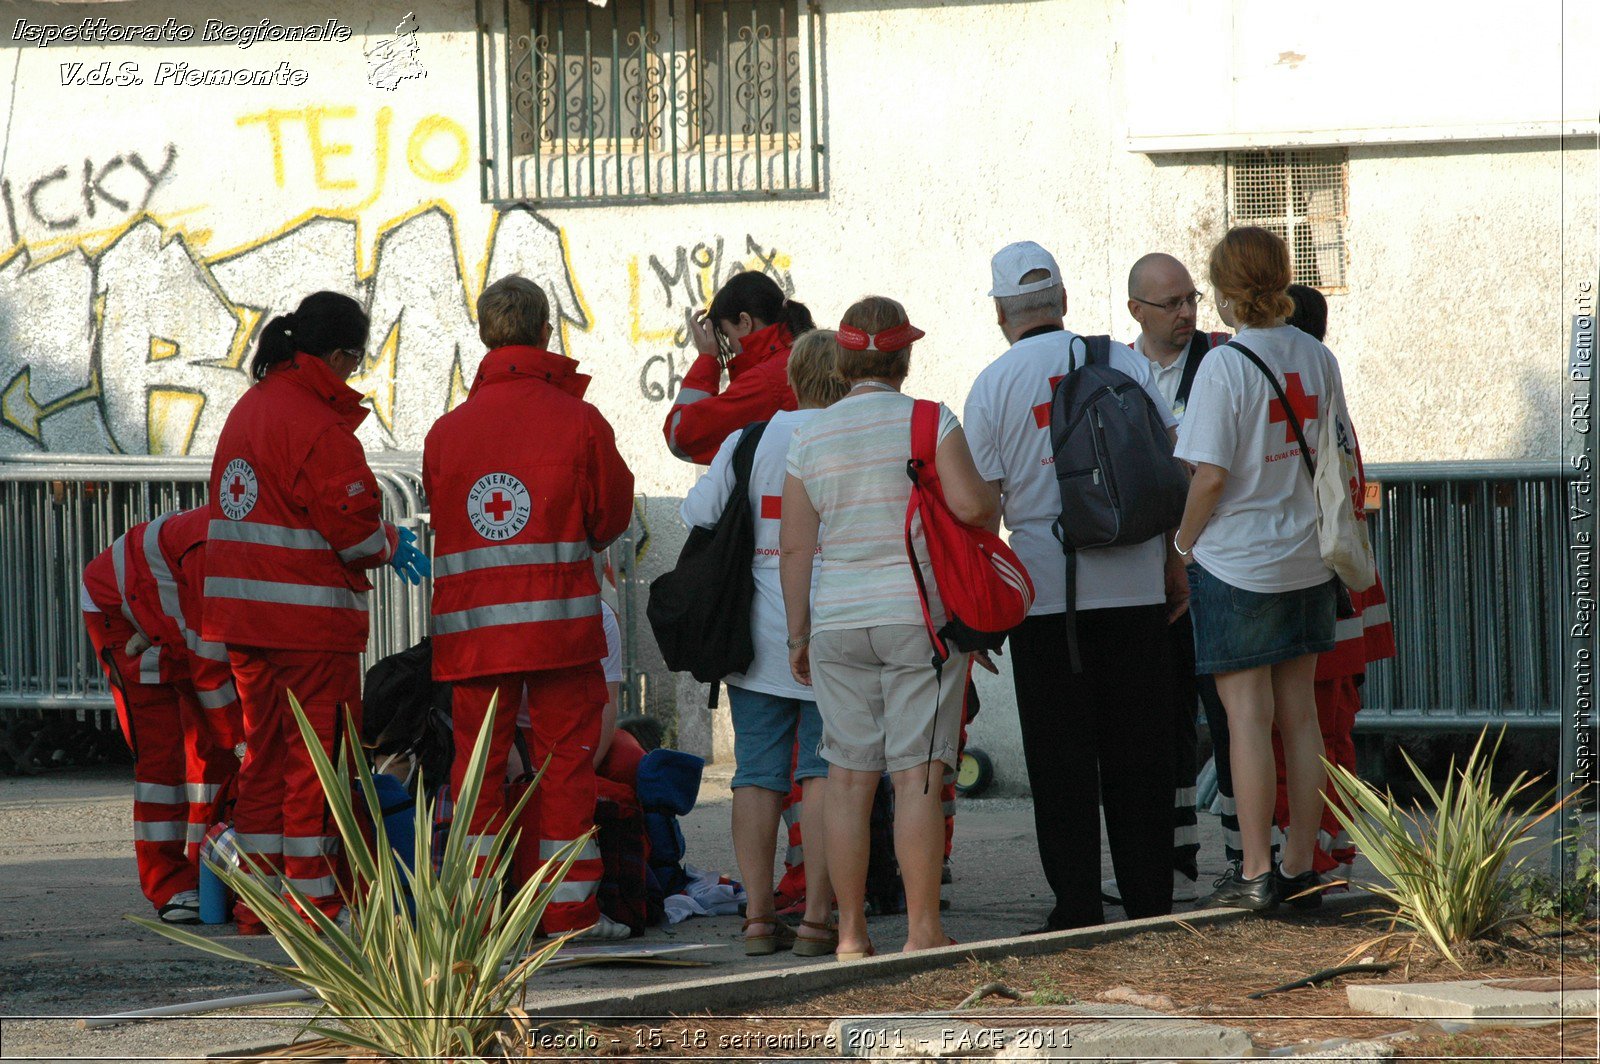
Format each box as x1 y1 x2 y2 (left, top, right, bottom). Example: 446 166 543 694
0 0 1591 787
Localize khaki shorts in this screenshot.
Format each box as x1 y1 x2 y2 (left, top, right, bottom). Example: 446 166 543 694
809 624 967 774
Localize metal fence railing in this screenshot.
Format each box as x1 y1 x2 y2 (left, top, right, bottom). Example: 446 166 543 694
0 455 431 727
0 454 652 731
1359 460 1572 730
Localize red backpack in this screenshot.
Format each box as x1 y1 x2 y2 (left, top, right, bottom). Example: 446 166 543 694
903 399 1035 664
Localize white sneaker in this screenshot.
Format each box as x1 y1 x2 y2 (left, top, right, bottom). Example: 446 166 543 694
575 913 631 941
159 890 202 924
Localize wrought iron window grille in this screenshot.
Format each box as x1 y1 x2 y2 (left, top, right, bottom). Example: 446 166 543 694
1225 148 1349 292
477 0 824 204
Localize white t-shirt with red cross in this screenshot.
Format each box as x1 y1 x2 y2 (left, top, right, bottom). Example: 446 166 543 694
680 408 819 700
963 328 1178 615
1175 324 1340 593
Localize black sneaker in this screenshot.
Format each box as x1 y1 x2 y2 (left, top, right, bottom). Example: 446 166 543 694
1198 866 1279 912
1273 865 1323 910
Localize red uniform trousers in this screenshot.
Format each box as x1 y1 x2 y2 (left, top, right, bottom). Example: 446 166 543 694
1271 675 1361 875
85 610 241 908
228 647 362 931
452 662 607 933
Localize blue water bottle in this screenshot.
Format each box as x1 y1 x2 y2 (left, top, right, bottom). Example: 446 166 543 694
199 826 237 924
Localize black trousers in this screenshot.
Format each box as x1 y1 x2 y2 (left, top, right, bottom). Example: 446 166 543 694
1011 606 1176 928
1168 611 1223 879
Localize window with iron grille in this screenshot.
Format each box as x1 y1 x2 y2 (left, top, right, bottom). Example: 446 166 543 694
1225 149 1348 291
476 0 822 204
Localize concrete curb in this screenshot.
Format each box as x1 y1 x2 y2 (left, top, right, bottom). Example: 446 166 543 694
521 906 1260 1021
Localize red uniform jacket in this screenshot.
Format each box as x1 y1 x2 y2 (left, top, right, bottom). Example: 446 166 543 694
424 346 634 681
1315 424 1396 680
202 356 397 653
82 507 240 711
662 323 797 463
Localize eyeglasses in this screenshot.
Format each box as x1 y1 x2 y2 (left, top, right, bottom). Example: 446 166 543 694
1131 291 1204 314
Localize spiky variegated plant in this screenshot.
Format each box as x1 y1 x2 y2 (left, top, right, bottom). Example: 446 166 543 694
1323 726 1570 968
133 692 587 1061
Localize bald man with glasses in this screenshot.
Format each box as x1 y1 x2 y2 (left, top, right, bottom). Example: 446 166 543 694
1101 253 1235 908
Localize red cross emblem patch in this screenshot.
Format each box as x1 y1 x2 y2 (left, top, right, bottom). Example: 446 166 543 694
467 473 531 541
218 458 259 521
1032 375 1066 429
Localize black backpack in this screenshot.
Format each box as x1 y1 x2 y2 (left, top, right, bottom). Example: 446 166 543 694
1049 335 1189 670
647 422 768 683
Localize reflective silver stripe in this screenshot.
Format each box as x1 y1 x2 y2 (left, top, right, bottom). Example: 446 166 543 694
433 595 598 635
464 835 497 858
434 540 591 578
539 838 600 862
134 820 186 842
1174 824 1200 846
196 681 238 709
283 835 338 858
186 782 221 803
207 519 332 551
940 801 956 817
143 512 185 629
666 391 713 459
285 875 337 896
237 832 284 855
1173 787 1197 806
134 782 185 804
187 822 208 845
338 526 389 564
139 646 162 685
1363 601 1391 627
205 577 367 612
110 533 144 634
549 878 599 903
1334 614 1364 643
186 631 230 662
785 845 803 865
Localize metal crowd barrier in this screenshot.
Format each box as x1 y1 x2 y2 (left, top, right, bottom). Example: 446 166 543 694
0 454 647 731
1360 460 1572 730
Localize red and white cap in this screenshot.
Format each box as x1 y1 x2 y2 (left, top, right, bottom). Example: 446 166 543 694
836 320 925 352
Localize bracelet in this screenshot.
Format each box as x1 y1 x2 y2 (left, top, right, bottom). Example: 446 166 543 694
786 634 811 650
1173 533 1192 557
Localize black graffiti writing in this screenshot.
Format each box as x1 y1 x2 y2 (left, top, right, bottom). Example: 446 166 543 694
638 350 687 403
2 143 177 239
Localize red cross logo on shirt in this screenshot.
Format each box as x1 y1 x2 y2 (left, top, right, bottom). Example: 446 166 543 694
482 491 513 522
228 476 247 502
1032 375 1066 429
1268 373 1319 445
760 495 783 520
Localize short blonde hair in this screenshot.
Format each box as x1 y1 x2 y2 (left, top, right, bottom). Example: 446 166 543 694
787 330 848 407
478 275 550 348
1208 227 1296 327
835 296 914 381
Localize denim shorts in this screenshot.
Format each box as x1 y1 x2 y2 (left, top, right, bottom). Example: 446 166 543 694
727 685 828 793
1188 564 1336 675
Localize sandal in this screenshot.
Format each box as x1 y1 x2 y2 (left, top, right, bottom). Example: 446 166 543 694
837 941 876 962
742 916 796 956
790 918 838 957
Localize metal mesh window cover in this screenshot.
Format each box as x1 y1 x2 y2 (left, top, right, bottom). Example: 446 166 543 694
1226 149 1348 291
477 0 823 205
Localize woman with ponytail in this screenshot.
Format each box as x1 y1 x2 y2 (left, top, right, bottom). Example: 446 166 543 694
1172 228 1342 914
663 271 816 464
203 291 428 933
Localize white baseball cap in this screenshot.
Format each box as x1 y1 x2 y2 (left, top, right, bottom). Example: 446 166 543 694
988 241 1063 297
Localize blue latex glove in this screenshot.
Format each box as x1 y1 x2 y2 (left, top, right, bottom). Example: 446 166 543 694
388 526 431 585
